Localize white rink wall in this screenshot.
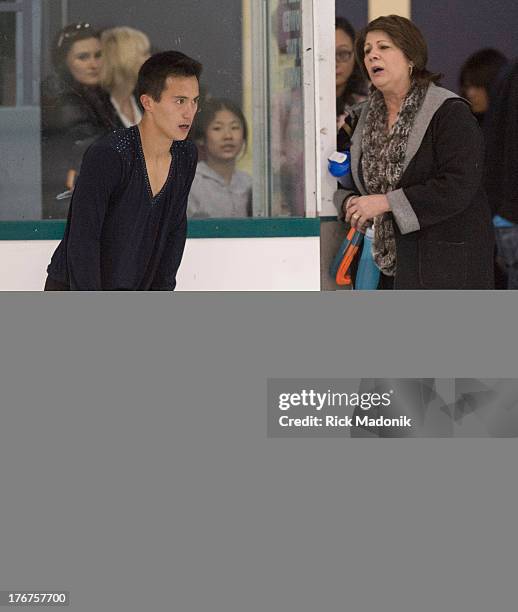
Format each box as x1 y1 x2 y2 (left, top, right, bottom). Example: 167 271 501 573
0 237 320 291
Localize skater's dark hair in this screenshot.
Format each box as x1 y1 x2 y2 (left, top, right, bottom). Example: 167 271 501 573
136 50 202 102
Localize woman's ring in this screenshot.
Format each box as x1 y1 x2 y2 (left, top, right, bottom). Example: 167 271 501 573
353 212 360 219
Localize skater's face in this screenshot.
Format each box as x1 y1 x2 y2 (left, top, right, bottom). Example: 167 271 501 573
65 37 103 86
204 109 245 164
144 75 200 141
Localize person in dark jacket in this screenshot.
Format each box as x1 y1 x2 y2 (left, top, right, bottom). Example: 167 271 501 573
459 49 509 288
335 15 494 289
44 51 201 291
459 48 508 126
483 61 518 289
41 22 121 219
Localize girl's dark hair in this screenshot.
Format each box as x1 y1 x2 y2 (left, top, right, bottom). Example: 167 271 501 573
459 48 508 95
194 97 248 144
51 22 100 79
355 15 442 85
136 51 202 102
335 17 367 115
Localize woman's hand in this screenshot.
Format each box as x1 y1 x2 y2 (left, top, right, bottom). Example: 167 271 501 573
65 169 77 190
345 194 390 230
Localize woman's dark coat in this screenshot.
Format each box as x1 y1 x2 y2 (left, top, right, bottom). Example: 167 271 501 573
40 75 122 218
335 84 494 289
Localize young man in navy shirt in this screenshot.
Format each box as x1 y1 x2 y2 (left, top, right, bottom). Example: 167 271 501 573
45 51 201 290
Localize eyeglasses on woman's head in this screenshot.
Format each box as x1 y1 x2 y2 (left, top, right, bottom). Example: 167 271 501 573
57 23 93 48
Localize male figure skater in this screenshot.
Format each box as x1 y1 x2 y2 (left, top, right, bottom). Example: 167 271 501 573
45 51 201 290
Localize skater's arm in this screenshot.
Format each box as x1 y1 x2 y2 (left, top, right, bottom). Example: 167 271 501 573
66 145 122 290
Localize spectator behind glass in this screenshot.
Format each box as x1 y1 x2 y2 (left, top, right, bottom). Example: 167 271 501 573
100 27 151 127
459 48 508 125
335 17 367 132
188 98 252 218
41 22 120 218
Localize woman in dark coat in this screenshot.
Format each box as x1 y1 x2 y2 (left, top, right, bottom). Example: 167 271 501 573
335 15 494 289
41 22 121 218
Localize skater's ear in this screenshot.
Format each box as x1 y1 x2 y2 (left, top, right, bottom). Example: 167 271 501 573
140 93 154 113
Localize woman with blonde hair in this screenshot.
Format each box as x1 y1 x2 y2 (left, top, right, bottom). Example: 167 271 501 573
100 26 151 126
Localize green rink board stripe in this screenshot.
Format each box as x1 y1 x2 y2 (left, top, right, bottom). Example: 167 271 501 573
187 218 320 238
0 218 321 240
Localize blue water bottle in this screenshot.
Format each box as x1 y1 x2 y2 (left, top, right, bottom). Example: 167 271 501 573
327 151 351 186
355 228 380 290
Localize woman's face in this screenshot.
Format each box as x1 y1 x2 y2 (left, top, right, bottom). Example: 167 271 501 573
65 37 103 85
363 30 411 95
335 28 355 93
204 109 245 163
464 85 488 114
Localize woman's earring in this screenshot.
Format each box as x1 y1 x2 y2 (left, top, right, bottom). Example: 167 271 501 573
409 64 414 77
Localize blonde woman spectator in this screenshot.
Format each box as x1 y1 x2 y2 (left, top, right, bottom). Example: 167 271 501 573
100 26 151 126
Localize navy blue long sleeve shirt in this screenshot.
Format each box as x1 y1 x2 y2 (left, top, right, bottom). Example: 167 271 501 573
47 126 197 290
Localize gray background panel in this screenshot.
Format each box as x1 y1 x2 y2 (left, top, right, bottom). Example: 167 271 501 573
0 292 516 611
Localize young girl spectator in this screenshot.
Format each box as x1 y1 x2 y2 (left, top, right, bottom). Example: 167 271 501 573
188 98 252 218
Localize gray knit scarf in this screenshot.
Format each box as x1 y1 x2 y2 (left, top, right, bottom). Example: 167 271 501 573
361 82 428 276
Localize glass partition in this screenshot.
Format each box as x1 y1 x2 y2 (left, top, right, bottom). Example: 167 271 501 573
0 11 16 106
0 0 312 225
267 0 305 217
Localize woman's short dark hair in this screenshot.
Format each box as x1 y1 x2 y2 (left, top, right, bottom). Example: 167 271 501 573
335 16 366 113
355 15 441 85
193 97 248 144
459 48 508 94
136 50 202 102
51 22 100 78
